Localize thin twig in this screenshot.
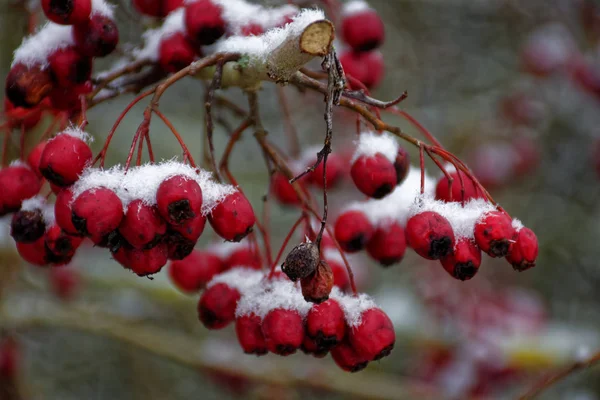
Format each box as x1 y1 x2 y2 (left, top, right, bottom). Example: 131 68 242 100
204 59 227 182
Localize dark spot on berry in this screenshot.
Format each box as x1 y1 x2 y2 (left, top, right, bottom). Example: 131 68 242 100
53 236 74 255
355 39 381 53
199 307 221 328
49 0 74 17
71 212 88 236
164 231 194 260
345 233 367 252
167 199 195 223
232 226 253 242
195 26 226 46
377 257 401 267
312 331 339 350
512 260 536 272
453 262 477 281
349 361 369 373
372 183 394 199
275 344 297 356
72 57 92 84
428 235 452 259
11 210 45 243
41 165 67 187
143 233 164 250
489 239 510 258
373 342 394 361
244 348 268 356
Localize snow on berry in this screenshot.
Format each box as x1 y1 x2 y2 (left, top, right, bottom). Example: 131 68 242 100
39 128 93 187
135 8 188 62
235 277 312 320
12 23 74 69
341 1 385 52
473 210 515 258
351 130 398 165
71 187 124 244
41 0 92 25
347 307 395 361
10 196 55 243
333 291 377 328
440 238 482 281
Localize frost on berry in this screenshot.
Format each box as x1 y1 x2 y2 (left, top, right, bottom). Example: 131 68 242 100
40 129 93 187
235 314 268 356
506 227 539 272
301 259 334 304
168 250 222 293
41 0 92 25
406 211 455 260
73 14 119 57
281 241 319 281
341 1 385 52
208 191 256 242
11 200 46 244
334 209 374 253
440 238 482 281
0 162 43 216
474 211 515 258
365 221 406 267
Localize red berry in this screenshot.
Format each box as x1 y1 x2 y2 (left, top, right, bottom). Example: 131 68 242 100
506 227 538 272
440 238 481 281
48 81 92 112
235 314 268 355
11 208 46 243
184 0 226 46
394 147 410 184
521 27 571 77
45 224 84 258
306 299 346 350
341 9 385 52
163 230 195 260
169 213 206 243
0 164 42 216
114 243 169 276
208 191 256 242
5 64 54 109
271 172 303 206
132 0 183 17
334 209 374 253
328 257 350 291
240 23 263 36
225 245 261 270
156 175 202 225
366 222 406 266
474 211 514 258
41 0 91 25
27 141 47 177
331 339 369 372
351 153 397 199
48 47 92 88
4 98 43 130
339 50 384 89
261 308 304 356
435 170 484 203
163 0 183 14
406 211 455 260
348 308 395 361
39 133 92 187
301 336 328 358
159 33 197 73
49 266 80 301
16 236 50 266
198 283 241 329
119 200 167 249
73 14 119 57
71 188 124 243
55 188 80 236
310 153 345 189
169 250 222 293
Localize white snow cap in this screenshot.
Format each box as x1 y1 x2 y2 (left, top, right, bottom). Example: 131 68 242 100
13 23 74 68
351 131 399 164
135 8 186 62
207 267 264 293
408 195 497 239
511 218 524 232
20 196 56 229
59 126 94 143
342 0 372 17
91 0 115 18
345 166 435 227
209 240 251 259
235 277 312 319
71 161 236 213
216 8 325 61
333 290 377 327
9 159 31 169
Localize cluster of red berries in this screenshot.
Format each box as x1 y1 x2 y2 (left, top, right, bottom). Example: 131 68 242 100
194 265 394 372
5 0 118 112
338 1 385 89
134 0 297 74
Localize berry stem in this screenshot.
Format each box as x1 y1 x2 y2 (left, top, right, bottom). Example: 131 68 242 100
276 86 300 158
219 118 252 186
268 214 305 279
153 108 196 168
419 142 425 194
204 60 226 183
388 108 444 149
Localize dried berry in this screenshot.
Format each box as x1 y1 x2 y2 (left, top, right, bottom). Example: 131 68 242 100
281 242 320 282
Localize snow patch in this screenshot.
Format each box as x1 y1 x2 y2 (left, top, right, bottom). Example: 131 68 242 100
91 0 115 18
235 278 312 319
511 218 524 232
13 23 74 68
333 291 377 327
59 127 94 143
207 267 264 294
342 0 371 17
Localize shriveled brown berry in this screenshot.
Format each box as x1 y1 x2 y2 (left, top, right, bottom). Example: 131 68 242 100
281 242 319 282
301 260 334 304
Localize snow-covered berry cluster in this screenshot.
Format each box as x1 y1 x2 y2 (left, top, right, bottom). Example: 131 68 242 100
6 0 118 113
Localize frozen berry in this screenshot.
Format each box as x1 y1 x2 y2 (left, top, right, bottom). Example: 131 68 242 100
306 299 346 350
208 191 255 242
339 50 384 89
506 227 538 272
331 339 369 372
0 164 42 216
240 23 263 36
282 242 320 281
169 250 222 293
73 14 119 57
71 187 124 243
5 64 53 109
474 211 514 258
235 314 268 356
366 222 406 266
261 308 304 356
440 238 481 281
406 211 455 260
119 200 167 249
156 175 202 225
159 32 197 73
435 170 484 203
351 153 397 199
198 283 240 329
334 209 374 252
41 0 91 25
39 132 92 187
48 47 92 88
348 308 395 361
341 6 384 52
184 0 226 46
